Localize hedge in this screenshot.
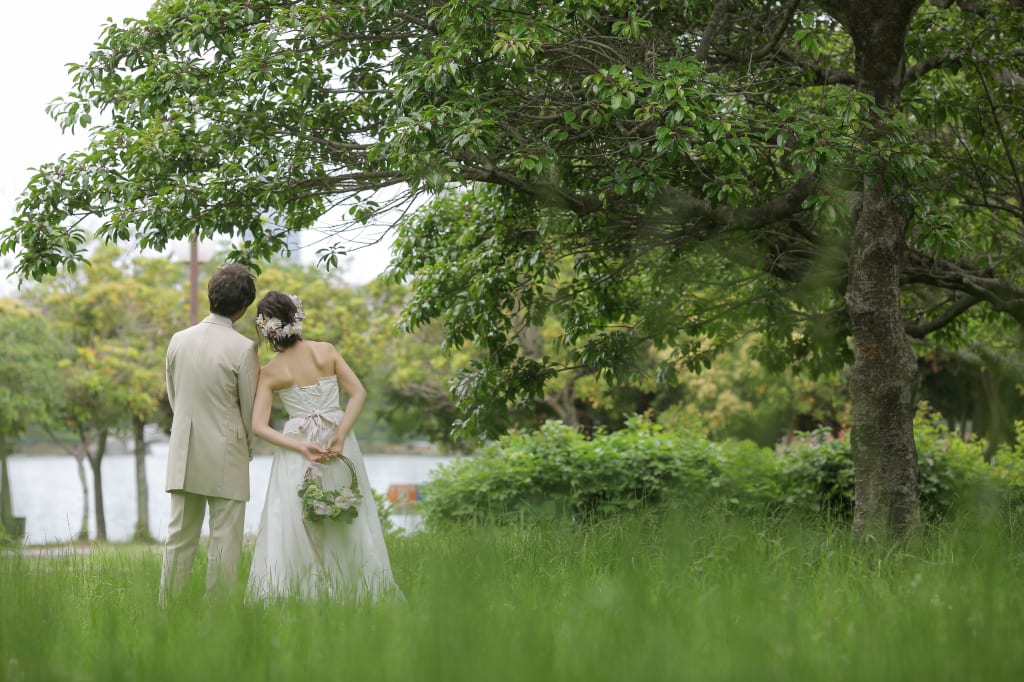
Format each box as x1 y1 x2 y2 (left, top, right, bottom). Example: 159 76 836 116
420 409 1024 526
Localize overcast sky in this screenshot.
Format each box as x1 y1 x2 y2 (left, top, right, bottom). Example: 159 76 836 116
0 1 392 293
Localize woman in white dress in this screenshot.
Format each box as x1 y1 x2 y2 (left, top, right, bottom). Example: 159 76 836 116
247 291 401 602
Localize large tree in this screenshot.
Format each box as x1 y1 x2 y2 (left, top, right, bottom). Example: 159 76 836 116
3 0 1023 538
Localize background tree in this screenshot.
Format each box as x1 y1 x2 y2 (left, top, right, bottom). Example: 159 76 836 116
24 248 184 541
119 254 188 541
0 299 65 542
4 0 1023 538
361 279 472 447
59 344 158 541
658 336 848 446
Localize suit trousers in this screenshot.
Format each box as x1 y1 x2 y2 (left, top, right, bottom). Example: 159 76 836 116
159 491 245 602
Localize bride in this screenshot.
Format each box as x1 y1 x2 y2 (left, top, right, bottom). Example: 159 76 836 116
247 291 401 602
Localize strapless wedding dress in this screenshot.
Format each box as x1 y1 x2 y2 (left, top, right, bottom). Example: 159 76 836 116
247 376 401 601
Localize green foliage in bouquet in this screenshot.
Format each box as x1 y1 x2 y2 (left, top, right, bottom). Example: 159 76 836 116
297 462 361 524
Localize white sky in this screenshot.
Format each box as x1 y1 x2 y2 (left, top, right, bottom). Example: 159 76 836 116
0 1 393 293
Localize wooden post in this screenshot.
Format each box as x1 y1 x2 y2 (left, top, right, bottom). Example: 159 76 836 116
189 236 199 326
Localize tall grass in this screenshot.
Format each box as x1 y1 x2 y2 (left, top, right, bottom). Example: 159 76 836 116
3 508 1024 681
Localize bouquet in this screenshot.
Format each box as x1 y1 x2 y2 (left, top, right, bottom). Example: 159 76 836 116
297 455 362 523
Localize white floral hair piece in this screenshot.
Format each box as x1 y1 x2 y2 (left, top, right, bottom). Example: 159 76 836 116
256 294 306 340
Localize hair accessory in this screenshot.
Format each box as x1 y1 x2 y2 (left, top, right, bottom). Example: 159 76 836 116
256 295 305 339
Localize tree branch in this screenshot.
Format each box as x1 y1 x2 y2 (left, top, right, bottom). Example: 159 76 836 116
749 0 804 61
773 47 859 86
903 52 962 86
696 0 741 62
646 175 818 234
903 250 1024 327
904 294 982 338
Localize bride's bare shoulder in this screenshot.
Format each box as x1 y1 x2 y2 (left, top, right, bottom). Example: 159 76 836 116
310 340 341 362
258 356 291 388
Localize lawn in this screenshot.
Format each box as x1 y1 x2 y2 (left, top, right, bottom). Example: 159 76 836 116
3 508 1023 681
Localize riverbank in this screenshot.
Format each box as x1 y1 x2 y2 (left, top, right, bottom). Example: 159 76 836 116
7 540 160 558
5 449 452 544
12 441 445 456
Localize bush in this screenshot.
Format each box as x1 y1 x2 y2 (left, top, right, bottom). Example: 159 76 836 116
422 416 781 526
913 406 1001 519
775 430 855 518
768 406 1011 522
422 407 1017 526
992 421 1024 511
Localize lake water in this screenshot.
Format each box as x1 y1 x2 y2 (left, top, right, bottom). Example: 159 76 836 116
5 444 457 544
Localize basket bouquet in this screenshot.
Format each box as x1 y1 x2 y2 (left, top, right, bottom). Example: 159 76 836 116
297 454 362 523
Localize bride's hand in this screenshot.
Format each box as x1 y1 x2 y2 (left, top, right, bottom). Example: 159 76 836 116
326 434 346 457
299 442 327 462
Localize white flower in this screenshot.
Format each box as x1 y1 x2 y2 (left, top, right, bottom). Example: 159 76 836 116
256 314 302 339
255 314 283 337
256 294 306 340
313 501 333 516
290 295 306 321
277 321 303 337
334 488 359 509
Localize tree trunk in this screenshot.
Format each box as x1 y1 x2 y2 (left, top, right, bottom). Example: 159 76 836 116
0 455 11 527
840 0 923 539
846 184 921 539
0 440 25 541
45 427 91 540
132 418 154 543
86 429 109 542
544 378 580 427
73 444 90 542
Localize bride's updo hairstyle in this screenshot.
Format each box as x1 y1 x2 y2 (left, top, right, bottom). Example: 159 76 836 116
255 291 306 352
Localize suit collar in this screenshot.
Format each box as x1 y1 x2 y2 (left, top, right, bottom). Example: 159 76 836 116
202 314 236 328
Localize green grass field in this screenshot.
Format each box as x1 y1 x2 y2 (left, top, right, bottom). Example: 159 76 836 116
3 508 1023 681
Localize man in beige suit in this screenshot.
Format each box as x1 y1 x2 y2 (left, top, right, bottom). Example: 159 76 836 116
159 264 259 602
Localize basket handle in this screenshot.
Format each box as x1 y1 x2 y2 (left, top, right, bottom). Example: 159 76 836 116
303 455 360 494
335 454 360 494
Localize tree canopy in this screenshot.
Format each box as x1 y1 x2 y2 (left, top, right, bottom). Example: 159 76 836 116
4 0 1024 536
0 299 65 455
4 1 1021 376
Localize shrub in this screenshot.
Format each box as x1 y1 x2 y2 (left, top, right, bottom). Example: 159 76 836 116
421 407 1013 526
992 421 1024 511
775 430 855 519
421 416 781 526
913 406 999 519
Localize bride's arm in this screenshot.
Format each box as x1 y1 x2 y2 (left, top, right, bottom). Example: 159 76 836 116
326 346 367 455
252 370 326 461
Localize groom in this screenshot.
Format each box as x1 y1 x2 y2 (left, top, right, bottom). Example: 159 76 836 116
159 263 260 602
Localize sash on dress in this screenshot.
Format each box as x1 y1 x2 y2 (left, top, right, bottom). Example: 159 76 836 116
290 409 343 447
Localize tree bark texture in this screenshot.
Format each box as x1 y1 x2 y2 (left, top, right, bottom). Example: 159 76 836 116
132 418 153 543
87 429 109 542
0 451 25 541
0 456 10 525
846 184 921 539
73 446 89 541
838 0 924 538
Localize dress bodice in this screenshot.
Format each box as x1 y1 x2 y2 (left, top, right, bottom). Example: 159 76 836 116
277 376 341 418
277 376 343 447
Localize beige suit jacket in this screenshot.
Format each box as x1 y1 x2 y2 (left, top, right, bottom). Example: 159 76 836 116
164 314 260 501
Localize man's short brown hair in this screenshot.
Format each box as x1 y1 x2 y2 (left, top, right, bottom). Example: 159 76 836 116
208 264 256 317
